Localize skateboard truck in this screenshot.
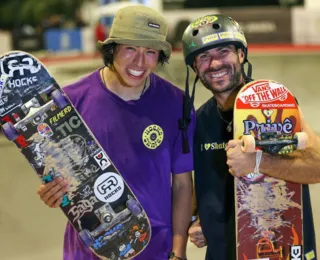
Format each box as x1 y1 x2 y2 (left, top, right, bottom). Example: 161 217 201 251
241 132 308 155
2 89 68 141
79 196 142 248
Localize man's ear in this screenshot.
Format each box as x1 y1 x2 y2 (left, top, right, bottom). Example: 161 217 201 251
238 48 245 64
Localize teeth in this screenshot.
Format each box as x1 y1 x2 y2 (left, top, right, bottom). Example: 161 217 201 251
128 69 144 77
209 71 227 78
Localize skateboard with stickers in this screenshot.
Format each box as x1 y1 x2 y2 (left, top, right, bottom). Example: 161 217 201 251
0 51 151 260
233 79 308 260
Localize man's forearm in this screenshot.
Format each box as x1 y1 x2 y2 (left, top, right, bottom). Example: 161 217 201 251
171 175 193 258
260 147 320 184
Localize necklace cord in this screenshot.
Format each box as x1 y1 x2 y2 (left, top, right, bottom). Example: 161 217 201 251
216 102 233 132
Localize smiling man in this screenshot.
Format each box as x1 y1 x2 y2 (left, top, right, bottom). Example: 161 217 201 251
181 14 320 260
36 5 195 260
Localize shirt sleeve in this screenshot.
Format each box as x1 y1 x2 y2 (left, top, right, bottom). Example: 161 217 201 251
171 107 196 174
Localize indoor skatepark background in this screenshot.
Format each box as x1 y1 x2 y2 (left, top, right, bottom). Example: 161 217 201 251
1 0 320 259
0 49 319 260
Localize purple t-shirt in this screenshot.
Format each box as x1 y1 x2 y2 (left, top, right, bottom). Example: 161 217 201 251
62 69 195 260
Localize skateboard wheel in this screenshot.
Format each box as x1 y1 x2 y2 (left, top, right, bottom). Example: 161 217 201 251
241 135 256 153
294 132 308 150
2 122 19 141
79 229 94 247
126 198 142 216
51 89 68 109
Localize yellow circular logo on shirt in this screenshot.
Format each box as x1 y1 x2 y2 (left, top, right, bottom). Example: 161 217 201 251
142 124 164 149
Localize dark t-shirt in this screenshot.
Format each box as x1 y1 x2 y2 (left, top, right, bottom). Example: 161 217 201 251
194 97 317 260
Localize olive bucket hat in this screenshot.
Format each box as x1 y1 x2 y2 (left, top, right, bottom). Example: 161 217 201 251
97 5 172 58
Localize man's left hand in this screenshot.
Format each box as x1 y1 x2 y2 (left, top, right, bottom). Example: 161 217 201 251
225 140 256 177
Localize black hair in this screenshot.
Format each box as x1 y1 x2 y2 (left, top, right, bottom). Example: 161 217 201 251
100 43 169 67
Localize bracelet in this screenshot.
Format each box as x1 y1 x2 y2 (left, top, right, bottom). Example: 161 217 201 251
169 252 187 260
254 150 263 174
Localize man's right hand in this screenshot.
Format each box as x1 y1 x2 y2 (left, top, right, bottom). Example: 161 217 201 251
188 218 207 248
37 177 69 208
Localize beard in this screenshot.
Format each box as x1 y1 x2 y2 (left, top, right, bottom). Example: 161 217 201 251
199 63 242 95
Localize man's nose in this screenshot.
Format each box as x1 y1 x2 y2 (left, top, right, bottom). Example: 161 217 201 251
209 58 222 70
133 50 145 66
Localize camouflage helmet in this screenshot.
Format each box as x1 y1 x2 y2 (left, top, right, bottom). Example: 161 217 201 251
182 14 248 66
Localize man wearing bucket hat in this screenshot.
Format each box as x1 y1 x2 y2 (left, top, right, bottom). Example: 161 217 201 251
179 14 320 259
36 5 194 260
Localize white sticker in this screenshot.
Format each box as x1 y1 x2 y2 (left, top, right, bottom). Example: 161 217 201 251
94 172 124 203
94 151 111 170
1 54 41 77
291 245 302 260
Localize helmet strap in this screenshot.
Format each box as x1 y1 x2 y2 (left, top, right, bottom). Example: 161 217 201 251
241 59 253 84
179 66 198 154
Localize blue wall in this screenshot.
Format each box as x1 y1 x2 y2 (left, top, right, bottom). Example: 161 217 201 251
44 29 82 52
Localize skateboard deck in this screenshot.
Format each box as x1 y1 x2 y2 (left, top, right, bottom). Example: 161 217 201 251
0 51 151 259
234 79 307 260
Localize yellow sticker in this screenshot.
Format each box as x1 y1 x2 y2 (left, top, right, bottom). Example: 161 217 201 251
234 32 247 44
305 250 316 260
142 124 164 149
218 32 234 39
201 33 219 44
191 15 218 29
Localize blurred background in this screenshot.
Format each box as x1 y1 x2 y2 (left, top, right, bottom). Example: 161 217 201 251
0 0 319 259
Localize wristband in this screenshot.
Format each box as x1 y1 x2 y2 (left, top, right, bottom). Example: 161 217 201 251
169 252 187 260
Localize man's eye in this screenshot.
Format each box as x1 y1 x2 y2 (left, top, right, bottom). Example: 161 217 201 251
220 49 229 55
199 54 208 59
